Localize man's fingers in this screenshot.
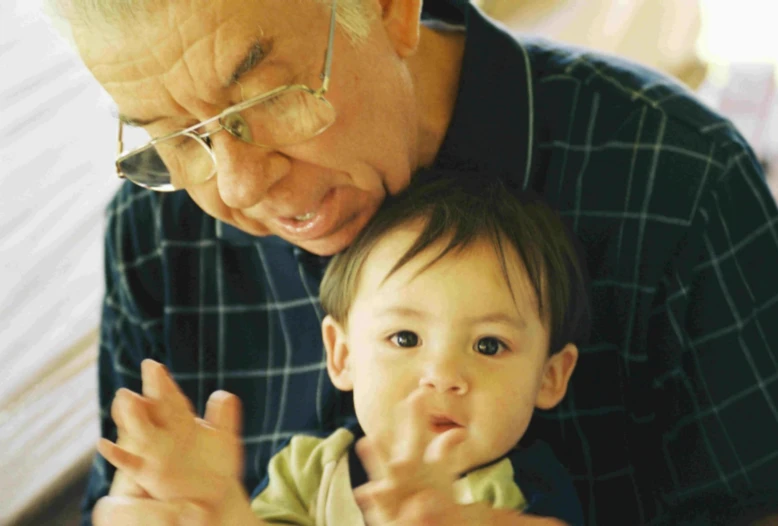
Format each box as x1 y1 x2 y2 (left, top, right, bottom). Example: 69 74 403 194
204 390 243 435
92 496 209 526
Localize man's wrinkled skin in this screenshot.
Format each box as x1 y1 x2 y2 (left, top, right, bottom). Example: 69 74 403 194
73 0 464 255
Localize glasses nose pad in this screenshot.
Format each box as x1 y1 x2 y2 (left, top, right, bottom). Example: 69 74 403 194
221 112 253 143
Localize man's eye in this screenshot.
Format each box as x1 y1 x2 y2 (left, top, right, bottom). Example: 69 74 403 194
390 331 420 348
475 337 506 356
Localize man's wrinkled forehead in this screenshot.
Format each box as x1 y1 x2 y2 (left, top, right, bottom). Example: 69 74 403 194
75 0 283 90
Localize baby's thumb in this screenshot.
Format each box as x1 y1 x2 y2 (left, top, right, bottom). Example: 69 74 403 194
205 390 243 436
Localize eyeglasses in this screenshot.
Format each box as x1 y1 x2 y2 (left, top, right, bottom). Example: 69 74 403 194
115 0 338 192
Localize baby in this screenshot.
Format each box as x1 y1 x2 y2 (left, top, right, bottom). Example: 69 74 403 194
98 169 590 525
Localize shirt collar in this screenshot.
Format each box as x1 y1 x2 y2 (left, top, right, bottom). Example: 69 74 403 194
215 219 288 246
431 3 534 188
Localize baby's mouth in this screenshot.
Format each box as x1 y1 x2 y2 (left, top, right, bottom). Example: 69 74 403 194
429 415 464 434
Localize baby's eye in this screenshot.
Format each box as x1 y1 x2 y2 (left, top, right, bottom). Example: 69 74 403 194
390 331 420 348
475 337 506 356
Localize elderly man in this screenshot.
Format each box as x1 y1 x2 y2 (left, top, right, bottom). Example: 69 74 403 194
50 0 778 524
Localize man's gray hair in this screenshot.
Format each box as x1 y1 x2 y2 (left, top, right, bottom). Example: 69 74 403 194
46 0 374 45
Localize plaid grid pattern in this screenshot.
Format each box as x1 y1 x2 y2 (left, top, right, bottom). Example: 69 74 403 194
81 3 778 525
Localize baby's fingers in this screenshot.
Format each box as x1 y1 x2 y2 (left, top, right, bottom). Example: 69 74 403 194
392 389 430 463
98 438 144 474
141 360 195 430
354 480 403 525
356 437 390 482
204 390 242 435
112 388 156 441
425 426 467 466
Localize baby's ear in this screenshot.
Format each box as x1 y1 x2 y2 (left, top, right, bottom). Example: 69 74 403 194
535 343 578 410
322 315 354 391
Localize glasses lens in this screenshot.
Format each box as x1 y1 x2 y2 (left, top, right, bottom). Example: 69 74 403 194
228 87 336 147
117 133 215 191
116 88 335 192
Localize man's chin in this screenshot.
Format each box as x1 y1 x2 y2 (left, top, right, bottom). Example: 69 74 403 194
223 205 374 256
225 214 273 238
290 229 359 256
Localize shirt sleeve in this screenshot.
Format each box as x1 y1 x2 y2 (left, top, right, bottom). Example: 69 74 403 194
80 185 165 526
648 145 778 519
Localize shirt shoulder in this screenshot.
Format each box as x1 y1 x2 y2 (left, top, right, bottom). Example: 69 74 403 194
522 38 749 153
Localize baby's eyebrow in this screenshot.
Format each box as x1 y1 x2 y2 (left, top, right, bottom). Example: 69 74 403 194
375 306 428 319
468 312 527 328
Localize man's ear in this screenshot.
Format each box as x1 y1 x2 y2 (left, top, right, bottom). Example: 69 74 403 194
535 343 578 410
378 0 422 57
322 315 354 391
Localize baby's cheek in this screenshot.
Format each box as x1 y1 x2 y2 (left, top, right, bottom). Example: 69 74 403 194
490 391 535 442
353 378 391 435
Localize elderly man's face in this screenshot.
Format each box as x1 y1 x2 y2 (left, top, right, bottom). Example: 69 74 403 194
73 0 420 255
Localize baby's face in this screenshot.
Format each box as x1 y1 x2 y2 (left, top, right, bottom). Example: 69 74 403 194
325 224 576 475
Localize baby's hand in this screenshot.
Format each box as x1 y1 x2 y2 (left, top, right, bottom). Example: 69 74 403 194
354 389 469 525
98 359 244 507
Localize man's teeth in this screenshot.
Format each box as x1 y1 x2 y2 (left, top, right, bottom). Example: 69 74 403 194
294 212 316 221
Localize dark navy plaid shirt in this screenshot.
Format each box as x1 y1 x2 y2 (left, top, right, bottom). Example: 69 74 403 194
82 3 778 525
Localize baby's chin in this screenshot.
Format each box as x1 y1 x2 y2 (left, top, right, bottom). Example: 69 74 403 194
454 439 524 476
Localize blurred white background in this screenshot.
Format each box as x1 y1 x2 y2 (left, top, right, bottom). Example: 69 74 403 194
699 0 778 65
1 1 119 524
0 0 775 524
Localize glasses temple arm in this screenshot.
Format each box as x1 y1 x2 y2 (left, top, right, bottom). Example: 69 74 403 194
117 120 125 156
321 0 338 92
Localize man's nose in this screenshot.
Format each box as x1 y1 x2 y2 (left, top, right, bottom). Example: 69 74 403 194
419 353 469 395
212 135 291 209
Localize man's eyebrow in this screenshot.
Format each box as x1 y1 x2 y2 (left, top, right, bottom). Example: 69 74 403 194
227 39 272 87
119 114 163 127
117 39 272 127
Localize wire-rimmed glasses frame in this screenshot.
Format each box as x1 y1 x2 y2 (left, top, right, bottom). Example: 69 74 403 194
114 0 339 191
